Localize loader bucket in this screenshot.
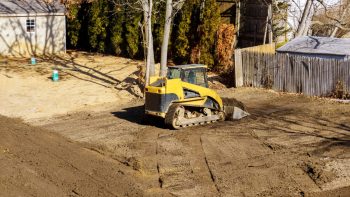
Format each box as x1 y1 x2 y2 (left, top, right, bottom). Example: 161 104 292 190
222 97 250 120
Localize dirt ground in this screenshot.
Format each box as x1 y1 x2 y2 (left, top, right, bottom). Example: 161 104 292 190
1 53 350 196
0 51 143 121
0 115 150 197
34 88 349 197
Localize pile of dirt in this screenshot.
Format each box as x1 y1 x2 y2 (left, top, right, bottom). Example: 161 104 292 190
221 97 247 111
208 80 227 90
208 74 228 90
0 115 162 197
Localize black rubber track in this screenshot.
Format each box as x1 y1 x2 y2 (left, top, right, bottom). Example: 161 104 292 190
164 104 182 130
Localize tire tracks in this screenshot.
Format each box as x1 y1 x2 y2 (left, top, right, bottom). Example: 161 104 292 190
200 135 221 194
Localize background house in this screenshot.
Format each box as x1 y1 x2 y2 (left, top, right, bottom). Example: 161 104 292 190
0 0 66 57
217 0 273 48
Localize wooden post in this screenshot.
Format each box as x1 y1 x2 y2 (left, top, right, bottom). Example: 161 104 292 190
235 49 243 87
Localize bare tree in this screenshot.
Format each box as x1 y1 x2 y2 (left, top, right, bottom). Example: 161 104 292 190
159 0 184 77
294 0 315 37
142 0 155 85
315 0 350 37
111 0 184 83
111 0 156 85
289 0 350 38
159 0 173 77
330 2 350 37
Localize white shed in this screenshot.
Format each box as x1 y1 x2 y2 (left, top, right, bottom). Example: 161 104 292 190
0 0 66 57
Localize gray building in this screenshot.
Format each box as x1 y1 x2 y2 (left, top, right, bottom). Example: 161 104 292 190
218 0 273 48
277 36 350 61
0 0 66 57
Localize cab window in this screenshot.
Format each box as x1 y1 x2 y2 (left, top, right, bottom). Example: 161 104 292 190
167 68 181 79
182 69 208 87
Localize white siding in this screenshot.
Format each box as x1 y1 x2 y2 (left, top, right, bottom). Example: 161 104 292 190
0 14 66 57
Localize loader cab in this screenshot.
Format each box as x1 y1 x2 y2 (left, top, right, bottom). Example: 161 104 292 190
167 64 209 88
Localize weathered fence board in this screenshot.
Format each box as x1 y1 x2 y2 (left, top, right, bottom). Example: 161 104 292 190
235 49 243 87
235 43 275 87
241 51 275 88
237 49 350 97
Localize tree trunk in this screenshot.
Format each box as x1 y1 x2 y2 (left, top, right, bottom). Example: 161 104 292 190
142 0 155 85
160 0 173 77
147 0 154 83
295 0 314 37
235 1 240 48
142 1 149 85
145 23 155 74
268 3 273 43
302 3 314 36
330 2 350 37
331 26 340 38
263 15 268 44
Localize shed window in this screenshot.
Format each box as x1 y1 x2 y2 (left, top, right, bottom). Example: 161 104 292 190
26 19 35 33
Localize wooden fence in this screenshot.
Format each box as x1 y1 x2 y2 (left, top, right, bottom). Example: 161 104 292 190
238 43 276 54
241 51 275 88
235 46 350 97
235 43 275 87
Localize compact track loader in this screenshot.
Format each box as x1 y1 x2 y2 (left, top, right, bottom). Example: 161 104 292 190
144 64 249 129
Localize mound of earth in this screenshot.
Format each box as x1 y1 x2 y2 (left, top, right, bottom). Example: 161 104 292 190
0 115 158 197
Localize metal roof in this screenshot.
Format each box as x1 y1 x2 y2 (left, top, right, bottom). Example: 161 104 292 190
0 0 65 15
277 36 350 56
168 64 208 69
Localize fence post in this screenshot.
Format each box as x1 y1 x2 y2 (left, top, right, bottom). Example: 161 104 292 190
235 49 243 87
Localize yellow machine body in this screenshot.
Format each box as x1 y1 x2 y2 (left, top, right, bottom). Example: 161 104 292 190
145 64 224 119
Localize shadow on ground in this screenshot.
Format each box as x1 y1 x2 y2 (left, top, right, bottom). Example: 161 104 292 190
247 103 350 159
111 105 166 129
42 53 144 98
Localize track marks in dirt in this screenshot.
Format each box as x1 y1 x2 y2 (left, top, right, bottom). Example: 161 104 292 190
233 101 350 194
245 107 350 192
200 136 221 194
155 133 218 196
44 112 143 162
199 125 323 196
39 95 350 196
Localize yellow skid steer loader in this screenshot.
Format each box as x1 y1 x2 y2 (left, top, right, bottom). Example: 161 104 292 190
144 64 249 129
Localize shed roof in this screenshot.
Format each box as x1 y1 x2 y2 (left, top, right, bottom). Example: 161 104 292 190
277 36 350 56
0 0 65 15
